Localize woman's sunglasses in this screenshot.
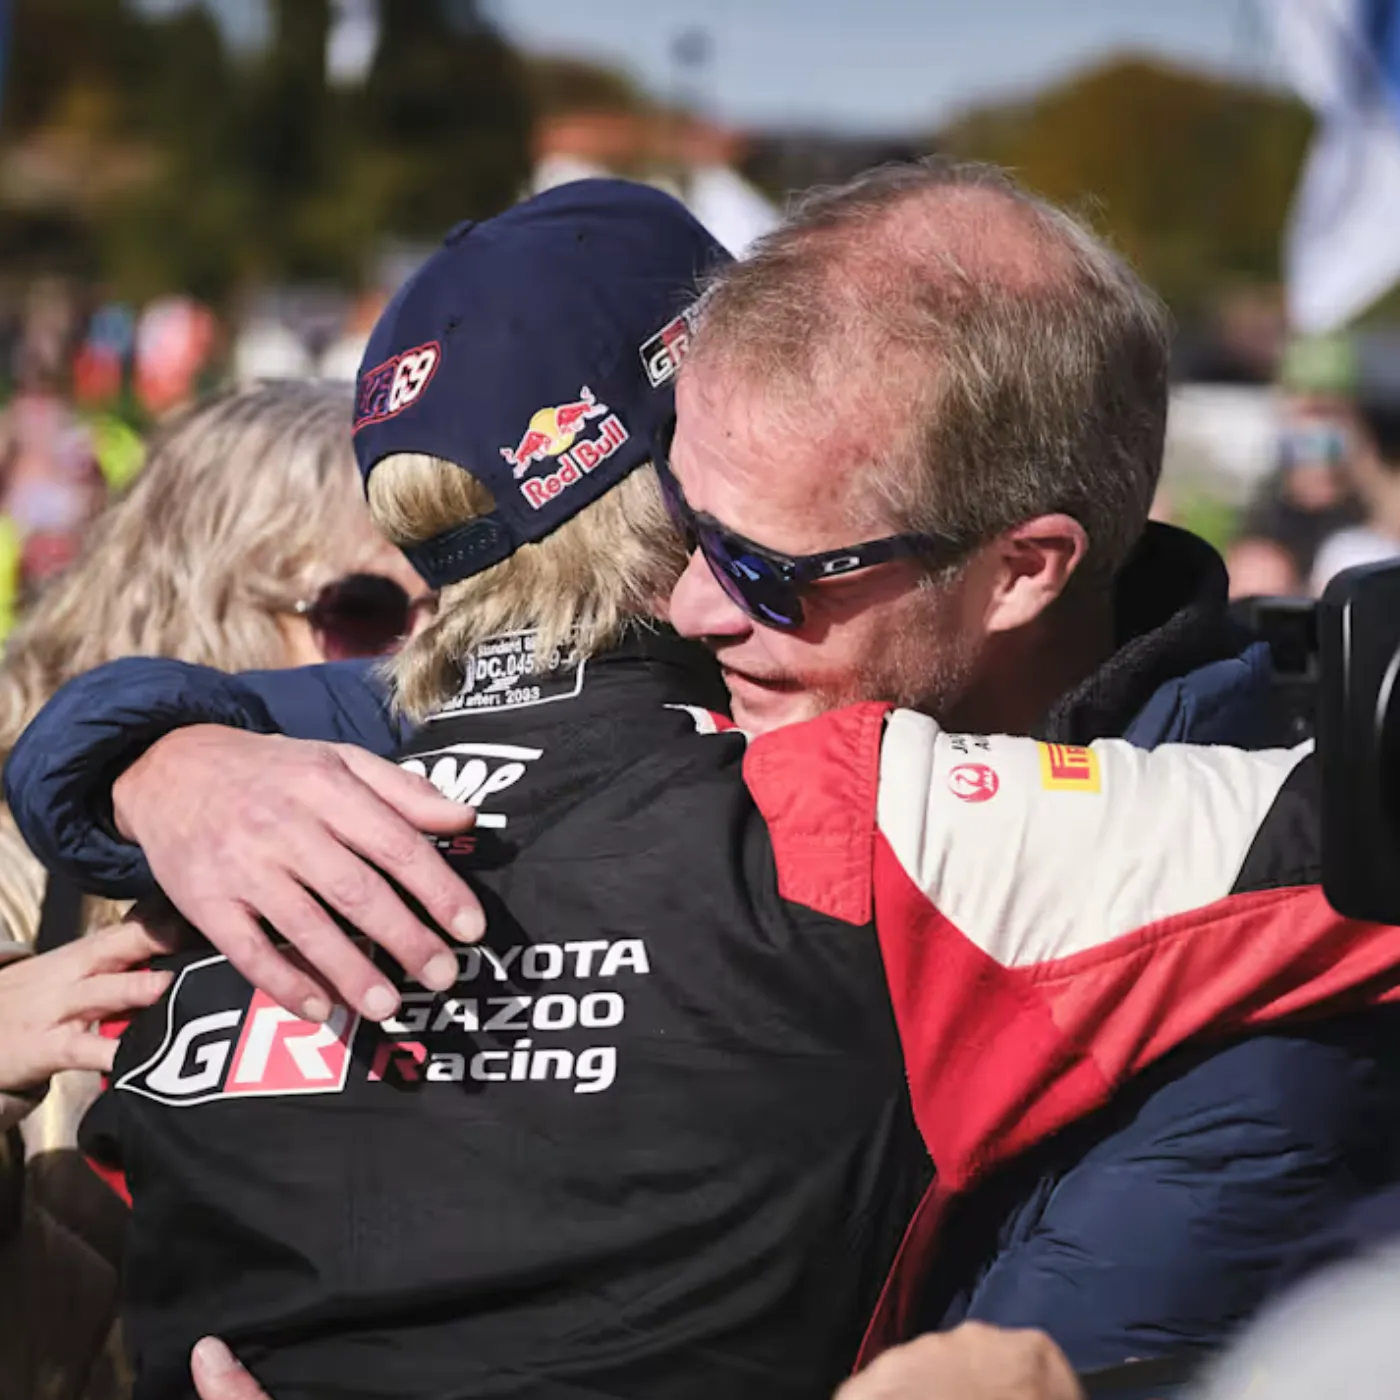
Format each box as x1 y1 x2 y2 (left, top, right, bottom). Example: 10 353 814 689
653 419 965 631
294 573 432 661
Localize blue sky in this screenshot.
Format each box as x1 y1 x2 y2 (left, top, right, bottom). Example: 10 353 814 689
489 0 1275 133
154 0 1279 136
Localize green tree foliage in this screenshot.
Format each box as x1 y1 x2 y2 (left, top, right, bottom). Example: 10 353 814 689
3 0 149 136
103 5 256 301
0 0 151 279
0 0 534 303
352 0 532 240
937 56 1315 312
523 55 648 119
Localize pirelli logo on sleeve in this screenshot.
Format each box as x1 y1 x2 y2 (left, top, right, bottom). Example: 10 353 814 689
1038 742 1101 793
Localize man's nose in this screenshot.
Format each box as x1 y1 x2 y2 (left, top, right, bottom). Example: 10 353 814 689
668 550 752 640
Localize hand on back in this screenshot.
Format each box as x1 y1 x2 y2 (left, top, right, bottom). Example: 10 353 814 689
835 1324 1084 1400
191 1340 270 1400
113 726 485 1023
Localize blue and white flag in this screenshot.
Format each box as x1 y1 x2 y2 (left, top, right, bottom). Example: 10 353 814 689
1271 0 1400 331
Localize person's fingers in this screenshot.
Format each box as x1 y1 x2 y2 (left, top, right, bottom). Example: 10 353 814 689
181 900 338 1024
838 1326 1084 1400
81 916 185 973
191 1338 270 1400
318 780 486 948
335 749 485 944
279 823 459 993
126 893 185 932
249 876 400 1023
54 1026 121 1076
64 968 173 1022
338 746 477 834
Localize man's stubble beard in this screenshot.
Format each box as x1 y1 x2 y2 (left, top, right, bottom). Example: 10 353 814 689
813 578 981 726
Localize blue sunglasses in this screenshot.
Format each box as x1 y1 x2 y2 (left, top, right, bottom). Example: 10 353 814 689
653 419 966 631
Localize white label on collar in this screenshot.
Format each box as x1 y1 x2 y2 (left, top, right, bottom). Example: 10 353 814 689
434 630 585 717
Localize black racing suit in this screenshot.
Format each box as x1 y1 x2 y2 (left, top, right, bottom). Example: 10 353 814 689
87 632 929 1400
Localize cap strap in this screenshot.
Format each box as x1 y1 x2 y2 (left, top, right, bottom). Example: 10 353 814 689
401 515 518 589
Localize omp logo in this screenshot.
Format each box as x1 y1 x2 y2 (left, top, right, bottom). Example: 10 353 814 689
398 742 542 829
1038 742 1101 793
117 957 359 1107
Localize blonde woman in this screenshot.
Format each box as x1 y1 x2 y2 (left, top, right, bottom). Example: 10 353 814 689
0 381 429 1400
0 378 429 936
0 378 426 802
0 375 430 1137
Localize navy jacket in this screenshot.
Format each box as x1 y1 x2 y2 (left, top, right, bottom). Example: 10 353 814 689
6 524 1400 1372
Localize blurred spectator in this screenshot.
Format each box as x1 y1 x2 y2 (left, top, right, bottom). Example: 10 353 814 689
84 415 145 499
71 304 145 497
1226 334 1366 598
0 299 108 604
232 318 313 384
0 380 429 1332
0 923 171 1400
71 306 136 412
318 289 389 382
1310 398 1400 592
133 297 219 419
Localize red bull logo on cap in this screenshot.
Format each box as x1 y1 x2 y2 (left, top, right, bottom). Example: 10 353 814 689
500 386 631 510
500 386 609 478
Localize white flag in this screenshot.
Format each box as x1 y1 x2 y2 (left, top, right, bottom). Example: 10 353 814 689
327 0 379 87
684 166 781 259
1271 0 1400 332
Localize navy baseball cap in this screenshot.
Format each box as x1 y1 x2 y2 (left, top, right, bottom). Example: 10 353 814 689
353 179 732 588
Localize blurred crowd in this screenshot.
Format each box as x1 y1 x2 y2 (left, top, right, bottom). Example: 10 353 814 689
0 278 394 640
1221 334 1400 599
5 279 1399 668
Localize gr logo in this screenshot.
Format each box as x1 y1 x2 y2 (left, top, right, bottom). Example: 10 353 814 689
639 306 698 387
398 742 542 830
116 956 360 1107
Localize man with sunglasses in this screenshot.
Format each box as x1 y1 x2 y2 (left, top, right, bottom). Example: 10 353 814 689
8 167 1400 1387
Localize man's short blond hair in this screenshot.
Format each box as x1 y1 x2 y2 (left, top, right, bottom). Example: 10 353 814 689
368 456 685 719
688 158 1173 584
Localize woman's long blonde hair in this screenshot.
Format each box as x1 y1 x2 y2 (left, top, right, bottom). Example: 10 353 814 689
368 453 685 719
0 379 372 944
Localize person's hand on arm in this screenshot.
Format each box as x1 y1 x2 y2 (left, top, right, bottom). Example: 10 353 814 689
0 919 175 1101
111 725 486 1025
835 1324 1083 1400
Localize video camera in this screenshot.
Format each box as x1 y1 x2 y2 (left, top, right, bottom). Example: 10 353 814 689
1315 561 1400 924
1244 562 1400 924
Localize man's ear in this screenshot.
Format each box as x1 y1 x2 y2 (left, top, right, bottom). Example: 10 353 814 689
980 514 1089 635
